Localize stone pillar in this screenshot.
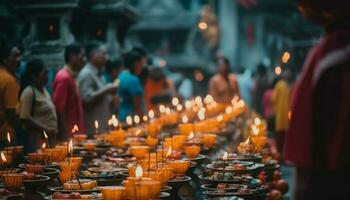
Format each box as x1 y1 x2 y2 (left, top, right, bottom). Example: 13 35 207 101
106 20 120 59
218 0 239 68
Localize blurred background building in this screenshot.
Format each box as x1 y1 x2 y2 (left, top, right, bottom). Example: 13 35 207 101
0 0 321 95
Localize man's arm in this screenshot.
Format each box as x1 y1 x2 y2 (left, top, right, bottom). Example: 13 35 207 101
78 73 116 106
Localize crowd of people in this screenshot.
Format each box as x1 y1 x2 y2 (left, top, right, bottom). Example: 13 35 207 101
0 40 178 152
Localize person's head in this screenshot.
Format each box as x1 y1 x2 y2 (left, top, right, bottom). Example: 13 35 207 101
106 59 122 81
86 42 107 69
149 68 166 83
132 47 148 67
216 57 230 76
0 39 22 72
282 67 293 82
256 63 267 76
21 58 49 92
123 51 144 76
65 43 86 71
297 0 350 28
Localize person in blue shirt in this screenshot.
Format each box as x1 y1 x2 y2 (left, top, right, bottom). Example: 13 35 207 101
118 51 145 121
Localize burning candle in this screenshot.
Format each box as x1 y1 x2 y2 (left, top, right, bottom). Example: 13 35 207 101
187 132 194 141
176 104 183 112
179 115 193 136
112 117 119 129
135 165 143 178
197 108 206 121
134 115 140 125
1 151 7 171
166 147 172 160
43 131 50 148
159 105 165 114
6 132 11 146
94 120 99 134
223 152 228 169
126 116 133 127
148 110 155 119
171 97 179 107
142 115 148 122
68 139 73 158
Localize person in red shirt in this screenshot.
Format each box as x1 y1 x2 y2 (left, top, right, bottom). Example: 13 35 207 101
285 0 350 199
52 43 86 140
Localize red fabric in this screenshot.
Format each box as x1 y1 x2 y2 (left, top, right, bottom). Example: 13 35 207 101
285 28 350 169
52 68 85 136
262 89 273 119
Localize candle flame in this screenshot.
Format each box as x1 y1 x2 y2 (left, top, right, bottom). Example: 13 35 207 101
7 132 10 144
187 132 194 140
198 108 206 120
1 152 7 162
143 115 148 122
159 105 165 113
225 106 233 114
112 118 119 128
72 125 79 133
244 137 250 145
217 115 223 122
94 120 99 129
42 142 46 149
223 152 228 161
148 110 155 119
252 126 259 136
43 131 48 139
195 96 202 106
185 100 192 109
135 165 143 178
68 139 73 154
135 129 141 136
166 147 172 157
108 119 112 126
134 115 140 124
238 100 245 107
126 116 133 126
172 97 179 106
182 115 189 123
204 94 214 104
254 118 261 125
176 104 183 112
166 107 172 114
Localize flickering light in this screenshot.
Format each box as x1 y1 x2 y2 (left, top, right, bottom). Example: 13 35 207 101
148 110 155 119
182 115 189 123
172 97 180 106
176 104 183 112
126 116 133 126
275 66 282 76
198 21 208 30
282 52 291 63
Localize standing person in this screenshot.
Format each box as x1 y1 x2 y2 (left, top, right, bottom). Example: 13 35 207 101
0 41 21 147
271 68 291 160
19 59 57 152
104 59 122 83
145 68 174 111
237 68 253 106
252 63 269 115
118 51 145 121
78 42 117 136
285 1 350 199
103 59 122 116
208 57 240 104
52 43 86 140
132 47 149 87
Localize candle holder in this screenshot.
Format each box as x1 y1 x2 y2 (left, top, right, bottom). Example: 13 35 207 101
184 145 201 159
3 173 24 188
101 186 126 200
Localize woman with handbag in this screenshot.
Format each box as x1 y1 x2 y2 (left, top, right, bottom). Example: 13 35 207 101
19 59 57 152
